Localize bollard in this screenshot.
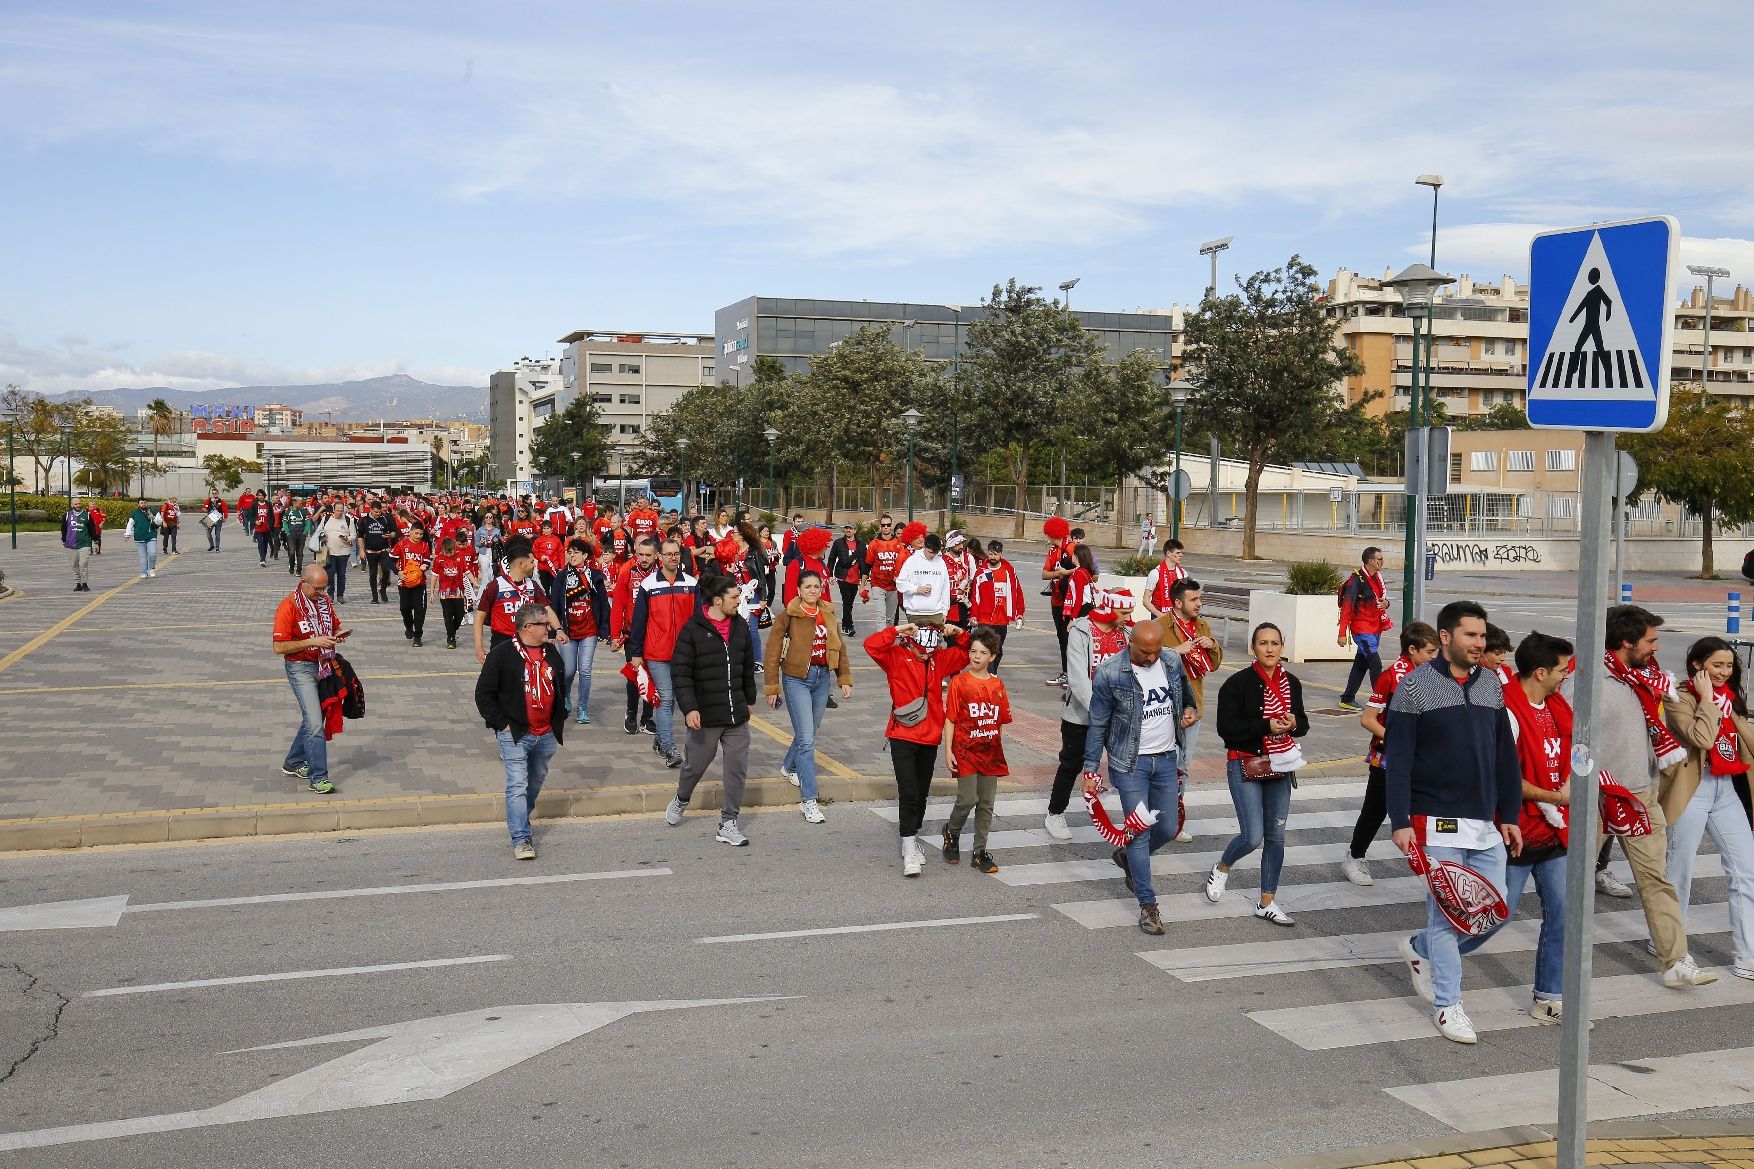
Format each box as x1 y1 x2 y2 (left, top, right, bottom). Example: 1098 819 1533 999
1620 583 1632 605
1731 591 1743 635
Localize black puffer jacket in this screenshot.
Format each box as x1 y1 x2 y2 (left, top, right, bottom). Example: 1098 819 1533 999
671 610 757 728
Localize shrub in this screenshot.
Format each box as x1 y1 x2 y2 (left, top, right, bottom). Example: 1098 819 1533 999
1285 560 1342 596
1111 554 1157 577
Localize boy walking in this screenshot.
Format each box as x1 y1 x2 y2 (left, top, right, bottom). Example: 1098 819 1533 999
940 628 1012 874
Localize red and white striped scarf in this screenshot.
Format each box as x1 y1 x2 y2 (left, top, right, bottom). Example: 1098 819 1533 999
293 587 337 680
1604 650 1687 770
1174 613 1212 678
1255 662 1307 772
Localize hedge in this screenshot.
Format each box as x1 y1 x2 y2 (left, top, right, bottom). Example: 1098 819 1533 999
2 494 176 529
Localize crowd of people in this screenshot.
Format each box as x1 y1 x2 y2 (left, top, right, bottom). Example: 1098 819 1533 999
169 488 1754 1046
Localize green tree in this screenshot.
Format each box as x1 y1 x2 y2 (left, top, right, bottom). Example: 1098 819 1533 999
144 397 176 466
201 454 254 494
1 386 87 494
959 280 1103 538
793 326 933 522
1182 256 1365 558
74 411 134 494
643 360 802 511
1456 401 1534 432
1620 388 1754 578
528 396 612 491
454 451 492 488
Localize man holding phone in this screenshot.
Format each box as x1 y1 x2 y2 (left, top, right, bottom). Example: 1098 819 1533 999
272 564 352 794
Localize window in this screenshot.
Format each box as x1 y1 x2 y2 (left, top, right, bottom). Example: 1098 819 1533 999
591 394 612 405
617 363 641 375
1507 450 1535 472
1553 497 1576 519
531 397 555 420
1449 453 1462 484
1483 340 1495 356
1546 449 1577 472
589 362 612 374
703 365 714 377
1481 391 1496 406
618 393 641 405
1470 451 1498 471
1503 340 1517 357
617 424 640 435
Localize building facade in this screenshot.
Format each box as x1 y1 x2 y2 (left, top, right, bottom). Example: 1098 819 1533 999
554 331 714 451
487 356 566 485
713 296 1183 378
255 403 303 432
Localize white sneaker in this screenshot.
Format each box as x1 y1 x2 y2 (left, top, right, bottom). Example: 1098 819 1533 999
715 818 749 847
801 799 825 824
1203 864 1228 904
1043 813 1072 841
147 570 155 577
1340 853 1374 887
1734 960 1754 981
139 572 147 578
1399 934 1436 1004
902 837 922 877
1596 869 1634 898
664 797 686 826
1254 900 1294 926
1663 955 1719 988
784 768 800 787
1434 1004 1477 1044
1529 998 1563 1025
1174 828 1193 843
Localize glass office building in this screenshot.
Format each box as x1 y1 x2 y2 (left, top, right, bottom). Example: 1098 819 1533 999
714 296 1182 378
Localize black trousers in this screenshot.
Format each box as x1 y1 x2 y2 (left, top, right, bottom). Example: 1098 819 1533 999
1047 718 1088 816
623 642 651 722
890 738 939 837
1051 604 1069 673
441 597 466 642
1349 766 1389 859
838 581 858 631
399 584 427 636
366 551 392 600
162 526 177 553
255 531 271 562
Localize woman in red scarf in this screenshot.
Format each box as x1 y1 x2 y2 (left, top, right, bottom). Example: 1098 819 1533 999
1662 636 1754 979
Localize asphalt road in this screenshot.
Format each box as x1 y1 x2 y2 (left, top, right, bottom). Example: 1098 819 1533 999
4 789 1752 1169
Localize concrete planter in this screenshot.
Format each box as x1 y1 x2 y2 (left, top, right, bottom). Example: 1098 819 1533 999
1246 590 1351 663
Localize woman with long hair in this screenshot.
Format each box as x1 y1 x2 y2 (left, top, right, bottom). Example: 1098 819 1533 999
766 569 853 823
1663 636 1754 979
1060 543 1098 625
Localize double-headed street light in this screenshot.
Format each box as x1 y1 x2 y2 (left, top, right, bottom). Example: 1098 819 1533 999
1198 237 1233 299
1169 378 1193 540
1688 263 1730 390
764 427 780 512
677 437 688 517
1384 262 1456 629
899 407 923 522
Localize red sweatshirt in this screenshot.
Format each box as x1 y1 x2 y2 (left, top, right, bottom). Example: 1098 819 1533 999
864 627 971 745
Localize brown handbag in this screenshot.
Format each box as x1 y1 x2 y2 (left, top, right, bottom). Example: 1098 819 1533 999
1240 754 1276 780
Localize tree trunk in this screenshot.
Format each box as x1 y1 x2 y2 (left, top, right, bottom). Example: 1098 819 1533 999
1701 501 1717 579
825 463 837 525
1241 457 1266 560
870 460 882 521
781 482 792 517
1012 448 1029 540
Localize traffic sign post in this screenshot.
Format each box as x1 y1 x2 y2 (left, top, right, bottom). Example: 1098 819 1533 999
1614 450 1638 603
1528 217 1676 1169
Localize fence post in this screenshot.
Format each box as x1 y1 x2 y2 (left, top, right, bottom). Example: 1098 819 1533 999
1731 591 1742 636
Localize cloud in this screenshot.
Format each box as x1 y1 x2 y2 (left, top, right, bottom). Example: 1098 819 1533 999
0 332 486 395
1407 224 1754 293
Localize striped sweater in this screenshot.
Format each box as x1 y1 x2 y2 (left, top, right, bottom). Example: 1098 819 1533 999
1384 659 1522 832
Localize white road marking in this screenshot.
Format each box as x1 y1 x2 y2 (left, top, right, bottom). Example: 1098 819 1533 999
0 896 131 932
85 955 511 998
1251 967 1754 1050
697 913 1038 945
926 808 1364 854
995 842 1346 886
0 998 787 1152
870 781 1369 824
1384 1042 1754 1130
1139 900 1732 982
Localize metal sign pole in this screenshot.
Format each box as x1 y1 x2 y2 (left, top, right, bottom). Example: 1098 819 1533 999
1557 428 1613 1169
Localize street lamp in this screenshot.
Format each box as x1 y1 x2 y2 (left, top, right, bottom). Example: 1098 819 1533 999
947 304 964 524
899 407 923 522
1198 237 1233 299
1688 264 1730 391
4 412 17 550
1058 278 1080 310
1384 262 1457 629
676 437 688 518
1169 379 1193 540
1415 175 1444 267
764 427 779 513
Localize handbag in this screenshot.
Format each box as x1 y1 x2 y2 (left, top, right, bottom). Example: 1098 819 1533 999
891 696 928 727
1240 754 1276 780
306 529 322 554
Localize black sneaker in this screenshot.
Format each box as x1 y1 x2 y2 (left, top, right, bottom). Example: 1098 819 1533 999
405 629 415 640
664 749 684 769
640 719 657 735
446 637 456 649
372 596 381 604
412 636 422 648
1112 846 1134 893
941 830 960 865
971 850 1000 875
623 713 639 735
826 695 839 710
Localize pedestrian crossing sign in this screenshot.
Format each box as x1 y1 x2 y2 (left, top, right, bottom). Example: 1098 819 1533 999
1527 215 1677 431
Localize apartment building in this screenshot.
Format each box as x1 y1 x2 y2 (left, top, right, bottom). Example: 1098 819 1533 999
1326 268 1754 419
487 356 566 484
554 331 714 448
255 402 303 432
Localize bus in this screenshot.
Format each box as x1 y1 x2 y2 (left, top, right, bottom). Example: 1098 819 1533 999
591 476 684 514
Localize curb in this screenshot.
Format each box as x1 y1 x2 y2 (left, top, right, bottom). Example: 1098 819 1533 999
0 773 1041 853
1213 1118 1754 1169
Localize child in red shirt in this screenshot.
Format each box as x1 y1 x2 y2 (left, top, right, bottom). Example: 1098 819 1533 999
532 521 565 577
430 535 478 650
940 628 1012 874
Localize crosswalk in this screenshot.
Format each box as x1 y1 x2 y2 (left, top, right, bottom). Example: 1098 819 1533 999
867 778 1751 1133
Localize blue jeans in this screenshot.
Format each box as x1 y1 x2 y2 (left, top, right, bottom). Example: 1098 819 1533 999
1109 750 1180 907
283 659 328 783
556 636 599 719
647 658 676 753
209 520 222 550
781 666 832 801
1461 852 1566 999
326 553 349 599
1219 761 1292 894
1667 775 1754 964
497 728 558 844
1411 839 1508 1008
748 613 763 663
1341 633 1383 703
135 538 158 574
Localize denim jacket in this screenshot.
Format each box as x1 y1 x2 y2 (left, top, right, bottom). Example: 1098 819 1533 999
1082 649 1186 776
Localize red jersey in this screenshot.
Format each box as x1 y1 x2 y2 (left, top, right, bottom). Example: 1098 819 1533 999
628 508 659 542
592 516 617 545
520 644 555 737
1089 625 1128 677
532 534 565 576
610 559 643 640
1364 654 1419 766
560 568 599 640
478 573 543 637
1060 567 1093 620
943 550 974 605
864 539 906 591
507 519 537 539
431 551 473 598
945 672 1011 777
391 538 431 588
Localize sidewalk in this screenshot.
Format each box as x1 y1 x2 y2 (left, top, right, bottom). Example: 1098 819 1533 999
1218 1119 1754 1169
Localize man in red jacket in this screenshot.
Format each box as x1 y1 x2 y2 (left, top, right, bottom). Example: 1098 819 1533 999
629 537 700 768
1338 546 1393 710
866 622 970 876
969 539 1024 668
611 537 658 735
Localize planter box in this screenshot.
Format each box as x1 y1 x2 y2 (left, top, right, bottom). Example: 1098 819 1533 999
1246 590 1352 663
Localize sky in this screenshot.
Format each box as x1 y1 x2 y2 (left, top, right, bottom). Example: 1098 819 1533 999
2 0 1752 396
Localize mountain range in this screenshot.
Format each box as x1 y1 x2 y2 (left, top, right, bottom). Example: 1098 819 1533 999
46 374 487 423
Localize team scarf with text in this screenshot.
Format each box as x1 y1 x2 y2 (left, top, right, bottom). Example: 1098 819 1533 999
293 586 338 681
1604 650 1687 770
1689 678 1747 776
1174 612 1213 678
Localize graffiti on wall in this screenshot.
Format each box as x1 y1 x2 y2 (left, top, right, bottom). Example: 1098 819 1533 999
1428 542 1544 567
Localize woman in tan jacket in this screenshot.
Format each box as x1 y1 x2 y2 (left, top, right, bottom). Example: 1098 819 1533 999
765 569 854 824
1662 635 1754 980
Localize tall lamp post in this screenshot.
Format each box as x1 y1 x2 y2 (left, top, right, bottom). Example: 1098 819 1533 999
1384 263 1456 629
900 407 922 522
5 414 17 550
763 427 779 513
1415 175 1443 267
1688 263 1729 391
1058 277 1080 310
1199 236 1233 299
1169 378 1192 540
676 437 688 517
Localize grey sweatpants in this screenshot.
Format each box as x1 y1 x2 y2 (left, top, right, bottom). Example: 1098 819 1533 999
676 720 751 820
70 546 91 586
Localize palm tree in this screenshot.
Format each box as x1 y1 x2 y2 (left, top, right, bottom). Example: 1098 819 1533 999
145 398 175 466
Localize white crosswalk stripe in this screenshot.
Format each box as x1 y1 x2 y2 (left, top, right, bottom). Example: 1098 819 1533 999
869 781 1368 825
926 809 1363 855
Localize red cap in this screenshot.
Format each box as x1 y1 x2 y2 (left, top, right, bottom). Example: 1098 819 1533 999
1089 587 1136 624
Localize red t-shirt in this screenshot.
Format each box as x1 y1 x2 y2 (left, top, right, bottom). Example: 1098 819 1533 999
478 574 542 637
532 534 564 575
801 607 829 666
1365 655 1418 766
520 644 554 736
946 672 1011 777
432 551 472 598
391 538 430 588
272 593 322 663
1089 625 1128 677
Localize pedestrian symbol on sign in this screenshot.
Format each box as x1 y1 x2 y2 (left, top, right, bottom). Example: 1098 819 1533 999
1533 235 1646 394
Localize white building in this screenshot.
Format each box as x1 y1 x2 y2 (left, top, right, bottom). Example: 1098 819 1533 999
555 330 714 450
487 356 565 485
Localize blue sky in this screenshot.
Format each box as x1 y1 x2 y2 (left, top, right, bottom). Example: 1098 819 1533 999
2 0 1751 395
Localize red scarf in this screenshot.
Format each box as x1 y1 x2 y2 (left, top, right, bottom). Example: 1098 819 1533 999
1604 650 1687 770
1255 662 1294 756
293 587 338 680
520 643 553 717
1691 679 1750 777
1174 612 1212 678
1502 678 1572 849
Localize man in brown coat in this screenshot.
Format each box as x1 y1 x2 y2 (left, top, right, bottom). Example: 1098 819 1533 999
1159 577 1222 841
